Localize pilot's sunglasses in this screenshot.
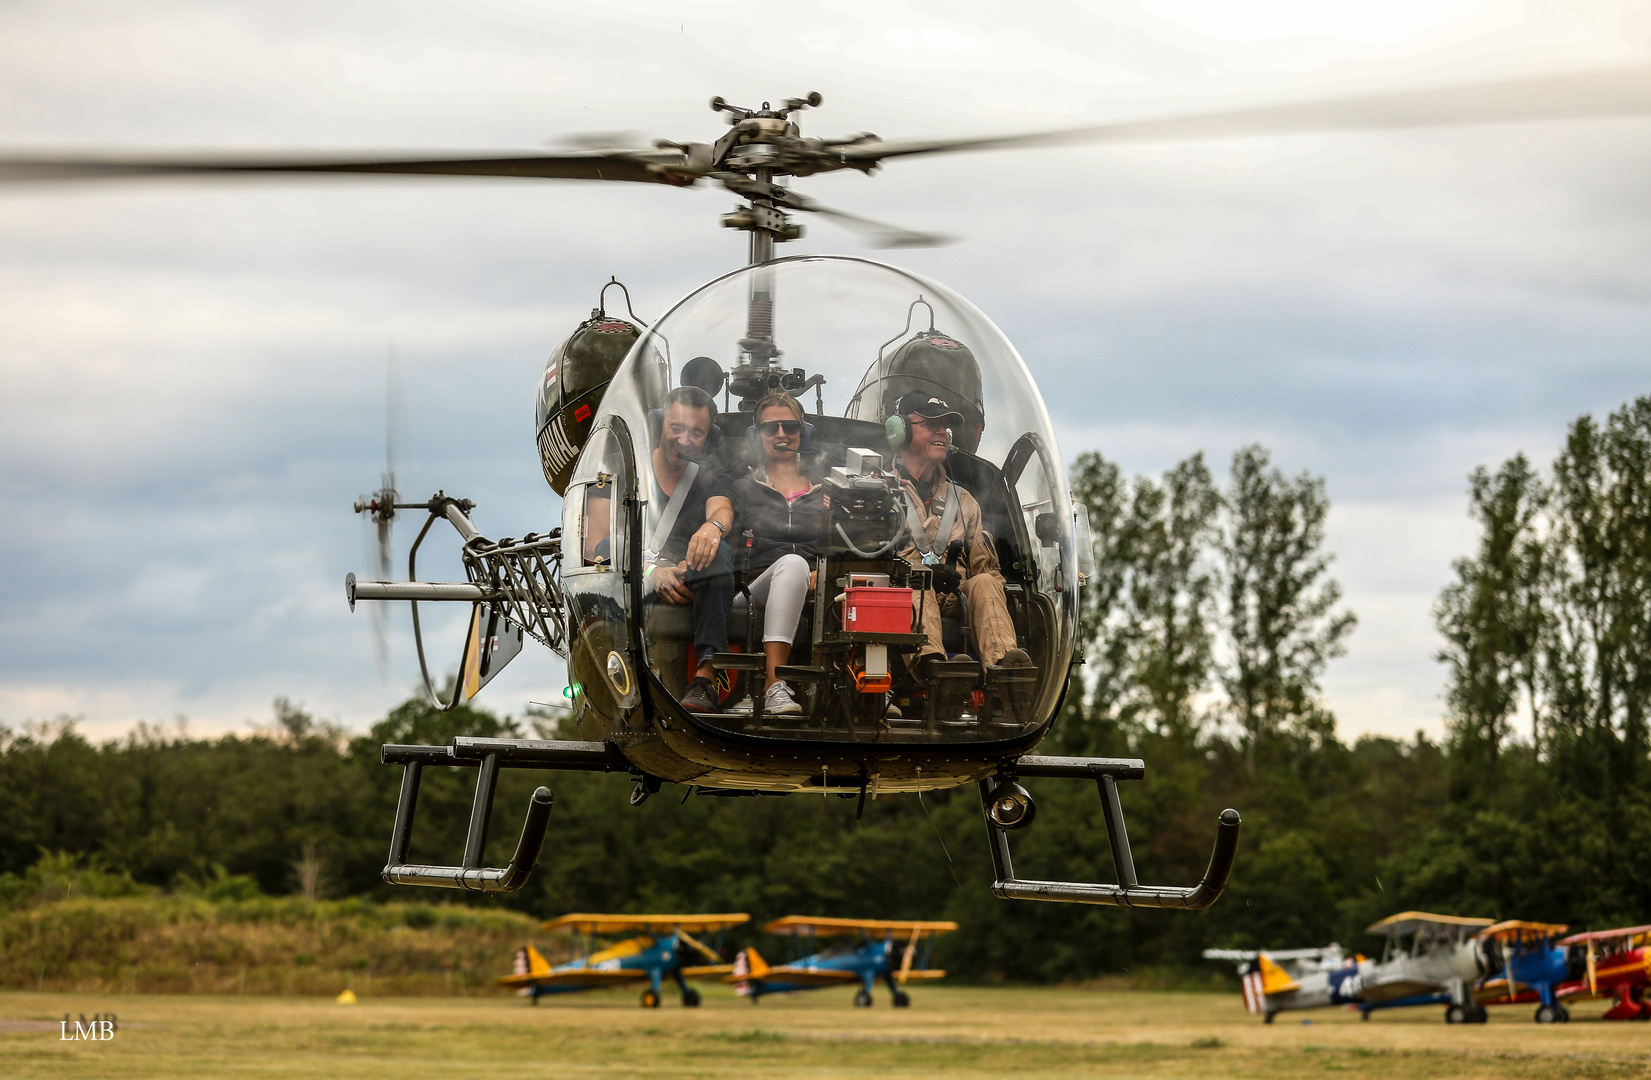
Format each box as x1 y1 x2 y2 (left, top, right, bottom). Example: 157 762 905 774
758 420 803 436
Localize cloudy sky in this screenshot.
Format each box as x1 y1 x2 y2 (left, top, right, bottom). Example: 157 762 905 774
1 0 1647 743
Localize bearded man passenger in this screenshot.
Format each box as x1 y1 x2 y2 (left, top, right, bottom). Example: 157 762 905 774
644 385 735 714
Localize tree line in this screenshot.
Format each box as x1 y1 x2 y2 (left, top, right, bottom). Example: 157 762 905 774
2 395 1647 982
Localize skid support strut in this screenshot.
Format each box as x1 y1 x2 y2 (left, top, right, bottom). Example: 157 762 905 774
379 738 630 892
981 755 1241 909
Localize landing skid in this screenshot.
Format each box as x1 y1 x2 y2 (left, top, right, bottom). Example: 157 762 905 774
377 737 1241 907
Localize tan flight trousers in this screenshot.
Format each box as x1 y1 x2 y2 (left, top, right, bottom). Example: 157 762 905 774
911 572 1017 669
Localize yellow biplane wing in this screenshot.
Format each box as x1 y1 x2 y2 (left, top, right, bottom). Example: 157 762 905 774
498 968 648 990
762 915 959 938
543 912 751 934
722 948 860 989
1365 911 1495 938
1477 920 1569 942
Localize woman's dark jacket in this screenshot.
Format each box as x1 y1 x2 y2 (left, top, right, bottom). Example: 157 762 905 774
730 473 825 575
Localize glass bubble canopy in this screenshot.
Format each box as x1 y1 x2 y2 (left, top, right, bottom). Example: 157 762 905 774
562 255 1078 752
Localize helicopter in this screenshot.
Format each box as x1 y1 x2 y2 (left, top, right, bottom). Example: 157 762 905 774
8 64 1648 909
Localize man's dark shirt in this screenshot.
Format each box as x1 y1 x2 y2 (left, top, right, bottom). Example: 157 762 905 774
651 464 733 566
897 461 940 512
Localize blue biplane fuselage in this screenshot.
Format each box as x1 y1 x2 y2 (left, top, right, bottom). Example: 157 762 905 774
744 939 898 1000
526 934 694 1002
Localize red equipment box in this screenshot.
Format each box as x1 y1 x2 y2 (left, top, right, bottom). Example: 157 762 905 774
842 586 913 634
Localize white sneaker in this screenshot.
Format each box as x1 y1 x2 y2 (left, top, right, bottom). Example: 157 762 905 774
764 681 803 716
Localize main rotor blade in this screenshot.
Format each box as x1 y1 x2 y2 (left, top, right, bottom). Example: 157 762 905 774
791 195 954 248
842 63 1651 163
0 148 697 185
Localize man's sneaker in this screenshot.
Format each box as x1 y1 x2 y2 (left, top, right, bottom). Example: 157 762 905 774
680 677 721 714
884 692 902 719
998 647 1033 668
764 681 803 716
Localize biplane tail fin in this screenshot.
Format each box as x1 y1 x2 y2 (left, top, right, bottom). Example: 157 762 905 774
499 944 555 991
737 947 771 980
1257 954 1299 996
1238 954 1299 1015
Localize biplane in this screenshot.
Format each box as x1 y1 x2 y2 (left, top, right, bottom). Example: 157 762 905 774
1210 912 1494 1023
1557 925 1651 1021
1202 946 1349 1016
498 913 748 1008
726 916 956 1007
1472 921 1581 1023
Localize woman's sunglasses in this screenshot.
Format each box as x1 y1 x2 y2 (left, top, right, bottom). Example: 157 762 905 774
758 420 802 436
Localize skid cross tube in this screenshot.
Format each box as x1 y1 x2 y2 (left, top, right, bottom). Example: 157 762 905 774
378 738 627 892
981 757 1241 910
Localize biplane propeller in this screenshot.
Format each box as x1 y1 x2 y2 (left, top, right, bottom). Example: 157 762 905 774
13 59 1651 912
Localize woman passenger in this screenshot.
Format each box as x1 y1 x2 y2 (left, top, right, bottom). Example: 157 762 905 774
729 392 823 717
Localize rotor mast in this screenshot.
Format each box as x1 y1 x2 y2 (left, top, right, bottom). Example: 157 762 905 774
711 93 822 407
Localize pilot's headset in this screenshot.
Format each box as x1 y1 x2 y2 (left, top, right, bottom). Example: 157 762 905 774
746 391 816 461
648 384 723 460
885 389 962 451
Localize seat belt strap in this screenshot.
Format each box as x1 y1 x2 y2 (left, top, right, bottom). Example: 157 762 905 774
905 479 961 562
645 461 699 563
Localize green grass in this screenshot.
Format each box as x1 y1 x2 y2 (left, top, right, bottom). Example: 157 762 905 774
0 895 543 995
4 986 1646 1079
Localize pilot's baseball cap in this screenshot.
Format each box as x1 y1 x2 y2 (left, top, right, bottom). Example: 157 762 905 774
895 390 964 425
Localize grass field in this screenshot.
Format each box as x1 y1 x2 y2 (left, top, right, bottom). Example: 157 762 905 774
7 985 1650 1079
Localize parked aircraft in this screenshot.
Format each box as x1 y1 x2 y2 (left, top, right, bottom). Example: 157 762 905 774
727 916 955 1007
498 913 748 1007
1208 912 1494 1023
1473 921 1582 1023
1203 946 1349 1016
1557 924 1651 1021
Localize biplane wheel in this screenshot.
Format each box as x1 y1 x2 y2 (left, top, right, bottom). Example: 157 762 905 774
1359 1011 1370 1022
892 990 911 1008
853 990 873 1008
641 990 661 1009
1557 1004 1571 1023
1471 1005 1489 1023
1534 1004 1560 1023
1446 1004 1468 1024
682 987 701 1008
1263 1011 1276 1025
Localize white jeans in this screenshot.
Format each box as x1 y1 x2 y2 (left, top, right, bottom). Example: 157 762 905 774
747 553 810 644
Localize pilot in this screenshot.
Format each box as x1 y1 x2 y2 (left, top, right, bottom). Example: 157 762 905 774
890 390 1031 677
645 385 735 714
729 392 823 718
